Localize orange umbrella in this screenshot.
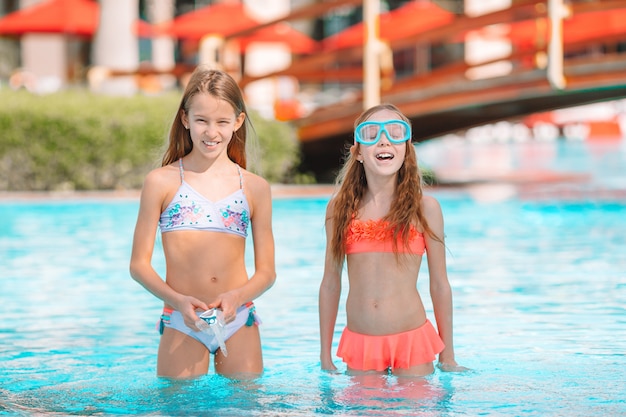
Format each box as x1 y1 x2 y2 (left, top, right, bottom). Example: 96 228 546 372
0 0 154 38
507 8 626 50
322 1 454 51
158 3 318 54
564 8 626 44
0 0 98 36
157 2 259 40
134 19 154 38
236 23 319 54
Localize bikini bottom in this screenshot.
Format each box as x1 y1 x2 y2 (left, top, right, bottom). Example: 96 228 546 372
337 319 444 371
158 302 260 354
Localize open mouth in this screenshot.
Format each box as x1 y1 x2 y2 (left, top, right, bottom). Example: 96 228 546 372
376 152 394 161
202 140 218 146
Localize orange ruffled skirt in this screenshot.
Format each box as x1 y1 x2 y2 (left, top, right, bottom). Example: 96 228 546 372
337 320 445 371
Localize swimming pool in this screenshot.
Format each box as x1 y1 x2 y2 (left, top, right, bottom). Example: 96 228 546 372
1 145 625 416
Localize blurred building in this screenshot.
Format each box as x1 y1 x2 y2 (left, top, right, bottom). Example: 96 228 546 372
3 0 624 137
1 0 421 114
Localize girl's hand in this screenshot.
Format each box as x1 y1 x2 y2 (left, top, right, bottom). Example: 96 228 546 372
207 291 241 324
321 357 339 373
436 361 470 372
437 349 470 372
173 295 209 330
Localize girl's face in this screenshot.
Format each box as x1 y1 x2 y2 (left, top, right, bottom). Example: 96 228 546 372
181 92 244 159
356 109 408 176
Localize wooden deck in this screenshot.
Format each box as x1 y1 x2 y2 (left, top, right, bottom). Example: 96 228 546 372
243 0 626 180
298 53 626 180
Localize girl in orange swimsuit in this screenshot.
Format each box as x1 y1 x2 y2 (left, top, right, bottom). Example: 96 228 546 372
319 103 467 377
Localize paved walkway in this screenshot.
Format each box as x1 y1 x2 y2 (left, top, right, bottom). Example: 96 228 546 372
0 184 338 201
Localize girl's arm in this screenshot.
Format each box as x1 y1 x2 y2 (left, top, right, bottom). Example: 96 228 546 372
129 170 209 320
319 201 343 371
423 195 467 371
208 173 276 317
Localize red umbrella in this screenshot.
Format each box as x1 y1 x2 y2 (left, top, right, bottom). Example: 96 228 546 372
507 8 626 50
134 19 154 38
0 0 98 37
236 23 319 54
322 1 454 51
0 0 153 38
158 3 318 54
564 8 626 43
157 2 260 40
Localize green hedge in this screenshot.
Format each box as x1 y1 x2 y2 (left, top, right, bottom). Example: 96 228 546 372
0 89 302 191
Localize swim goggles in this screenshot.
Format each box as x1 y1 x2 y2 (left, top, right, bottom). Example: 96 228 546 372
354 120 411 145
198 309 220 325
196 309 228 357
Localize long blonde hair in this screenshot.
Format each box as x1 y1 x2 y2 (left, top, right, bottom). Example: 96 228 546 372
329 103 437 265
161 67 251 168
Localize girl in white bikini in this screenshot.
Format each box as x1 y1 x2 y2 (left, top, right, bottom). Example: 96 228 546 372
130 67 275 379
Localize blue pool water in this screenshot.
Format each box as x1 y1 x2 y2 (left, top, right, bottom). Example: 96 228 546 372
1 143 626 416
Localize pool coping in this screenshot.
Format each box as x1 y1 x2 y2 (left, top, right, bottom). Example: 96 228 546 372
0 184 338 201
0 168 617 202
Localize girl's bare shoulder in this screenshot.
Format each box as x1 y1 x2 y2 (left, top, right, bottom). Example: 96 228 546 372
241 169 270 188
143 163 180 190
326 194 339 211
420 194 443 217
241 169 271 200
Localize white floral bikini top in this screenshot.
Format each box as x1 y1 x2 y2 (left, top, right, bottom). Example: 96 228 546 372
159 159 250 238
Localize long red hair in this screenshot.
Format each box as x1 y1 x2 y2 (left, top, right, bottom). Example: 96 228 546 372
161 67 250 168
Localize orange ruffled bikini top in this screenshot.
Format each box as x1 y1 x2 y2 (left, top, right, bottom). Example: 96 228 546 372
345 218 425 255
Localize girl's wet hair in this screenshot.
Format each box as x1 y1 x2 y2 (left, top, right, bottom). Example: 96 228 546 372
161 67 250 168
329 103 439 265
